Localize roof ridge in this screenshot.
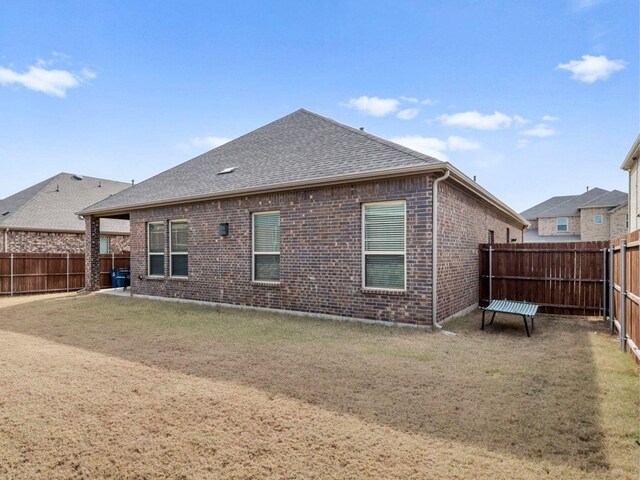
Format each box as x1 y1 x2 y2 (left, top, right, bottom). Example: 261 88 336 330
297 109 443 165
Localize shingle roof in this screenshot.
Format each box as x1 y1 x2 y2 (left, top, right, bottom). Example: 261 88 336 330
82 109 444 213
0 173 131 233
519 195 575 221
535 188 609 218
579 190 628 209
521 187 628 220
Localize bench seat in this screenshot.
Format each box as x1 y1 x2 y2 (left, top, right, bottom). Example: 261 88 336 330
481 299 539 337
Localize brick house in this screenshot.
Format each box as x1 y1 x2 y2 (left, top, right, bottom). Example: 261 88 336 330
521 187 628 242
0 173 130 253
621 134 639 232
80 109 526 327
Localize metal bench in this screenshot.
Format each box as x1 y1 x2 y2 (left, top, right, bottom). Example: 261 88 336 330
481 299 539 337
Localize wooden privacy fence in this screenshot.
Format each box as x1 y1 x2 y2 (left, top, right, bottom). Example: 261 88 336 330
479 241 609 316
608 230 639 363
0 253 130 296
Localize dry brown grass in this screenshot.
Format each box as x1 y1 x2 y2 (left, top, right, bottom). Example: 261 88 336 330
0 293 637 479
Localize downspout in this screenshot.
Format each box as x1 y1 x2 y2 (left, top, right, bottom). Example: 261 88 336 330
432 169 450 330
3 229 8 253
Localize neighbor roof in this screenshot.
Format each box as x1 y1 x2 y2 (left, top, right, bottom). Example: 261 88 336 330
0 173 131 233
80 109 527 228
519 195 575 221
524 187 627 219
579 190 628 209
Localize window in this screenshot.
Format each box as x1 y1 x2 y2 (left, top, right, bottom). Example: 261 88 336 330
99 235 109 254
488 230 495 245
147 222 165 276
253 211 280 282
506 228 510 243
170 220 188 277
594 214 603 225
557 217 568 232
363 201 406 290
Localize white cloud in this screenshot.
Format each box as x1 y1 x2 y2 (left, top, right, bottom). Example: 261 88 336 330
0 62 95 97
391 135 482 160
541 115 558 122
572 0 605 11
400 96 418 103
421 98 436 106
513 115 529 125
447 136 481 151
344 96 399 117
557 54 626 83
516 139 531 149
392 135 449 161
397 108 419 120
522 123 556 138
190 136 233 149
437 111 514 130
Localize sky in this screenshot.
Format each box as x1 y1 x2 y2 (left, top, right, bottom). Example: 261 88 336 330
0 0 637 213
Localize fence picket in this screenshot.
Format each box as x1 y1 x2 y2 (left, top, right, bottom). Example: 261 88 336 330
0 253 130 296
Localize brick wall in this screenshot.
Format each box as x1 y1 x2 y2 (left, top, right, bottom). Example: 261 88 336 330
436 181 523 323
580 207 611 241
0 230 129 254
127 176 521 326
130 176 435 325
609 206 628 240
538 216 580 236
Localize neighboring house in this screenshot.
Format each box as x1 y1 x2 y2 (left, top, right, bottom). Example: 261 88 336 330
0 173 130 253
621 134 639 232
521 187 628 242
80 109 527 327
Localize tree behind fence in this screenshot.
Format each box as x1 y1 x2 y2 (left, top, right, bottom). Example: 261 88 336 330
0 253 130 295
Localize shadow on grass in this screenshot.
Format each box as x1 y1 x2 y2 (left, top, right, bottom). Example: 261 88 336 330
0 294 612 474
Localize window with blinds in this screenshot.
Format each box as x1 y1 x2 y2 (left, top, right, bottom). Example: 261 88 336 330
170 220 188 277
253 211 280 282
147 222 165 276
363 201 406 290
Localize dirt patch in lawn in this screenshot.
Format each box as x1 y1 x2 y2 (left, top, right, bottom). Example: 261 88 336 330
0 293 637 479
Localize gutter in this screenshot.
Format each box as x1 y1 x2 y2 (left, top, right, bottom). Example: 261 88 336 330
431 169 450 330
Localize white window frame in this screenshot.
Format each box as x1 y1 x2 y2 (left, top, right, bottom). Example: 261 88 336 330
99 235 109 254
594 214 603 225
147 221 165 277
362 200 406 292
169 219 188 278
252 211 280 283
557 217 568 232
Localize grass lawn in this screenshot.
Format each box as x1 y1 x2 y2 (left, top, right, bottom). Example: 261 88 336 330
0 293 637 479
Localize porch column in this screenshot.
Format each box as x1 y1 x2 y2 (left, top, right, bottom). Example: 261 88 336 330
84 215 101 291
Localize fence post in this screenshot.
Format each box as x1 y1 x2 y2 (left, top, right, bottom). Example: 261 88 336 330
488 245 493 303
10 253 13 296
602 248 607 323
608 247 614 333
66 253 70 292
619 240 626 351
111 252 115 270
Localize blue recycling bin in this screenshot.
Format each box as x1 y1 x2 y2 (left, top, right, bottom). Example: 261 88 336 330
110 269 118 288
115 268 130 288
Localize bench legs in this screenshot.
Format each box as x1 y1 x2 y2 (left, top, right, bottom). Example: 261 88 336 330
482 312 534 337
522 315 530 337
